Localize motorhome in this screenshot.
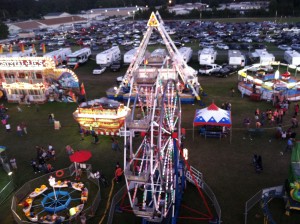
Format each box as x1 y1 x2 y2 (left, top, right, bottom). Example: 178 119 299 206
1 48 37 58
198 48 217 65
67 47 91 67
250 49 275 64
284 50 300 66
147 48 167 67
123 48 138 64
96 46 121 67
178 47 193 63
44 48 72 65
228 50 246 67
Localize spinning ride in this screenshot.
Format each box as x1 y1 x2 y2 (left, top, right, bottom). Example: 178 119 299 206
123 12 213 223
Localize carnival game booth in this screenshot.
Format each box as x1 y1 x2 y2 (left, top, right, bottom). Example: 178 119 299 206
193 103 232 143
73 97 131 136
0 57 79 104
238 62 300 102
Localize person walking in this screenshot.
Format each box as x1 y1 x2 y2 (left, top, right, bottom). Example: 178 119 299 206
115 164 123 183
17 125 23 136
10 157 17 170
21 122 27 135
286 138 293 152
114 139 121 151
30 159 39 174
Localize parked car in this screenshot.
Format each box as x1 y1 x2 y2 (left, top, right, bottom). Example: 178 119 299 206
245 65 274 73
216 43 229 50
198 64 222 75
211 65 237 78
291 44 300 50
278 44 292 50
110 61 122 72
93 67 106 75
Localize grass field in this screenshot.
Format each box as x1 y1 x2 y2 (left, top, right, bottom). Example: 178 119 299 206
1 49 300 224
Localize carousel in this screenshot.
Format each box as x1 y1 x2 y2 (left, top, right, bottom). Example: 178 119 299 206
73 97 131 136
238 62 300 102
0 57 79 104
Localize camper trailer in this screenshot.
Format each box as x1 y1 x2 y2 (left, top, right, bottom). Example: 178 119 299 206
250 49 275 64
228 50 245 67
67 47 91 67
198 48 217 65
44 48 72 65
284 50 300 66
178 47 193 63
147 48 167 67
1 48 37 58
123 48 138 64
96 46 121 67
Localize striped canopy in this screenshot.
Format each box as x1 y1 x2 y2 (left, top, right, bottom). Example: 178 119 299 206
193 103 232 127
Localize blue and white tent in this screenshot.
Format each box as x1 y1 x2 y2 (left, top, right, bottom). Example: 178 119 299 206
193 103 232 142
193 103 232 127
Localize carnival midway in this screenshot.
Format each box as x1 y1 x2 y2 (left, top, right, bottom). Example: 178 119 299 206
0 11 300 224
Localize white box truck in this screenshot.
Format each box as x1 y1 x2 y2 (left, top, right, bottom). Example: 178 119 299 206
44 48 72 65
198 48 217 65
178 47 193 63
96 46 121 67
228 50 245 66
67 47 91 67
123 48 138 64
284 50 300 66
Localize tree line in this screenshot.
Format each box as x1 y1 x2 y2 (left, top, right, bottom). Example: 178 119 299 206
0 0 300 21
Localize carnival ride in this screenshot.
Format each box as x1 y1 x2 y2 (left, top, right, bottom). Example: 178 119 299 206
73 97 131 136
107 12 202 105
285 141 300 214
238 62 300 102
120 12 218 223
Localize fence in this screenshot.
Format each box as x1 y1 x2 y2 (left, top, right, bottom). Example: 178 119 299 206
107 185 126 224
11 163 100 223
244 185 284 224
186 166 222 224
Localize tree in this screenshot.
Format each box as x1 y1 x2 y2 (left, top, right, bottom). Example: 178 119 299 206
0 21 9 39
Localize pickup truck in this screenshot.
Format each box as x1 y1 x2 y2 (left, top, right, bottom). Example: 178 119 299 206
198 64 222 75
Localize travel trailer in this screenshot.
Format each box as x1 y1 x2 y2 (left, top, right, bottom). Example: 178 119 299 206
284 50 300 66
178 47 193 63
147 48 167 67
198 48 217 65
228 50 246 67
96 46 121 67
250 49 275 64
67 47 91 67
123 48 138 64
44 48 72 65
1 48 37 58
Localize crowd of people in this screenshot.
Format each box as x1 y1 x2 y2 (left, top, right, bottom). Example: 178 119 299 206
30 144 56 174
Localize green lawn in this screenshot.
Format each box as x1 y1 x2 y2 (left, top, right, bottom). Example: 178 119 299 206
1 48 300 224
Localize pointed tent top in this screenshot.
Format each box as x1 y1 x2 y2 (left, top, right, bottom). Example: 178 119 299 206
207 103 219 111
147 12 159 27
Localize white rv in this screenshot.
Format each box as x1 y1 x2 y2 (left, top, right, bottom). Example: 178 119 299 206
123 48 138 64
284 50 300 66
96 46 121 67
251 49 275 64
67 47 91 67
147 48 167 67
198 48 217 65
1 48 37 57
178 47 193 63
228 50 245 67
44 48 72 65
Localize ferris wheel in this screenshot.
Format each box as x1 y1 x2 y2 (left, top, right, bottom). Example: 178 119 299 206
124 77 183 222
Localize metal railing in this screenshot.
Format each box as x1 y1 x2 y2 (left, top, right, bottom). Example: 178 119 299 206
186 166 222 224
107 185 126 224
